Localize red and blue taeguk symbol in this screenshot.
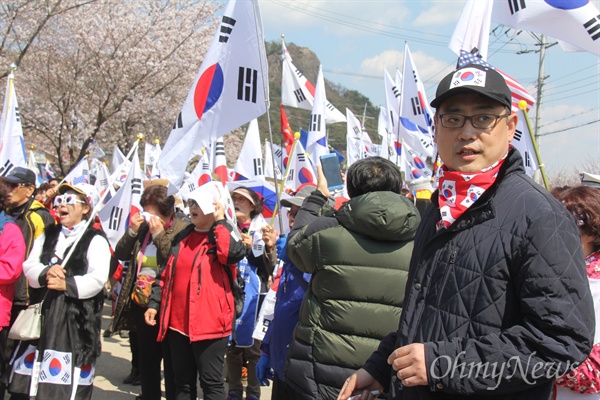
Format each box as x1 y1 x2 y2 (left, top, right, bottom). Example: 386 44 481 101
80 364 92 379
460 71 475 82
49 358 63 376
299 167 314 184
469 191 479 202
24 352 36 369
544 0 588 10
194 63 224 121
443 188 453 198
412 169 422 179
413 156 425 169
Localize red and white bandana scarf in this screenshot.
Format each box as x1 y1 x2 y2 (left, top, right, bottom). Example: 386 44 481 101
436 156 506 230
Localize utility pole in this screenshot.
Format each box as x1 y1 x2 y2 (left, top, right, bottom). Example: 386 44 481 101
534 35 547 147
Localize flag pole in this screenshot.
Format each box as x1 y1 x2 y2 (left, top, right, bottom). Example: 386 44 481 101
518 100 550 190
269 133 300 227
59 135 143 268
1 65 17 138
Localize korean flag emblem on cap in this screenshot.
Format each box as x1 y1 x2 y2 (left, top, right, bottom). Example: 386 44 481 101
451 68 486 89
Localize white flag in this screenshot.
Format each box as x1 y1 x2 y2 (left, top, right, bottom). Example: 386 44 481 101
306 66 330 164
90 158 111 199
158 0 269 187
493 0 600 56
399 44 435 158
284 139 316 193
0 73 26 177
179 150 212 200
263 140 284 181
511 110 539 178
28 150 43 186
280 38 346 123
449 0 493 60
63 157 90 186
111 145 126 174
402 140 433 183
99 149 143 249
346 108 368 167
144 142 160 179
233 119 264 180
43 161 56 181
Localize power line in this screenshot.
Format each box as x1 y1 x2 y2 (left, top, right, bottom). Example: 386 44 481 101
538 107 600 128
540 118 600 136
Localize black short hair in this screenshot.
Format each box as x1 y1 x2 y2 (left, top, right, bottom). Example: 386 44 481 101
346 156 403 198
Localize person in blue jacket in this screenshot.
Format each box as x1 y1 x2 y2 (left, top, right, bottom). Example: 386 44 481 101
256 185 315 400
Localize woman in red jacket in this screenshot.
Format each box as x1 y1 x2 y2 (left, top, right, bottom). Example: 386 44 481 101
145 198 246 400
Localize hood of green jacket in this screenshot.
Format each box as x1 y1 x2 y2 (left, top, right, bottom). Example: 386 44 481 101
335 191 420 242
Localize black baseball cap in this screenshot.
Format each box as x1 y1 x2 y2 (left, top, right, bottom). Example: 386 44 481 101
430 64 512 110
5 167 36 185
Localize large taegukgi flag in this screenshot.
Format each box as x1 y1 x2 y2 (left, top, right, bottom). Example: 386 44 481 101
0 73 26 177
233 119 264 181
158 0 269 187
493 0 600 56
281 38 346 123
511 109 539 178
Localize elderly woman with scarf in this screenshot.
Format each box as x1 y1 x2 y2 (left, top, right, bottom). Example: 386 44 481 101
8 183 110 400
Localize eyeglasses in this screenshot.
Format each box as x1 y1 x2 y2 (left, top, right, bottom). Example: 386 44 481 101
436 113 511 129
8 182 29 189
54 194 85 207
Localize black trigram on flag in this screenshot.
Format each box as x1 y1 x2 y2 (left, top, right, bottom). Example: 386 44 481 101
253 158 263 176
238 67 258 103
412 70 418 84
219 16 237 43
389 111 395 128
131 178 142 195
274 148 283 158
353 126 361 135
188 183 195 193
584 14 600 41
202 163 210 170
392 85 400 98
287 169 294 181
411 97 423 115
508 0 526 15
173 112 183 130
61 372 71 383
294 88 307 103
294 68 304 79
524 151 531 167
513 129 523 142
15 107 20 122
297 153 306 162
310 114 322 132
216 142 226 156
326 102 336 112
0 160 14 177
109 206 123 231
100 178 108 187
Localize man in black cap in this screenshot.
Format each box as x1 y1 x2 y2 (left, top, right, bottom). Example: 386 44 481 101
338 64 594 400
0 167 54 400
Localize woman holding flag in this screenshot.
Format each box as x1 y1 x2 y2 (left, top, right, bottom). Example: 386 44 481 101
8 183 110 400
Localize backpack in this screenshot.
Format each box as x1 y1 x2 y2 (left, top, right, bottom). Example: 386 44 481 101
222 264 246 320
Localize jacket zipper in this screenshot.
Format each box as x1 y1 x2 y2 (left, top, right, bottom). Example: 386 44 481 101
435 248 458 308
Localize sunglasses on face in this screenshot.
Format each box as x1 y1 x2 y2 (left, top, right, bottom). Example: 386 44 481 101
8 182 30 189
54 194 85 207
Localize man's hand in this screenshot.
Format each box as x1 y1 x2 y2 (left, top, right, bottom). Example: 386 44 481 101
387 343 428 387
337 368 383 400
129 212 145 235
316 165 331 199
144 308 157 326
241 232 253 248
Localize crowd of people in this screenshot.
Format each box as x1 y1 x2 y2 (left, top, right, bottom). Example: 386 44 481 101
0 62 599 400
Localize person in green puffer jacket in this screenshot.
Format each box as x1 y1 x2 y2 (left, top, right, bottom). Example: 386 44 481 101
284 156 421 400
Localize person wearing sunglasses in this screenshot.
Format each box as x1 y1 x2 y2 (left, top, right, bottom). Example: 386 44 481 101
7 182 109 399
0 167 54 400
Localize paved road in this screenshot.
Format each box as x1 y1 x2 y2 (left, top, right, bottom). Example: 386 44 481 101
93 302 273 400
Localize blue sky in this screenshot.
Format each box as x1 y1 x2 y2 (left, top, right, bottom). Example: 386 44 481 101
258 0 600 175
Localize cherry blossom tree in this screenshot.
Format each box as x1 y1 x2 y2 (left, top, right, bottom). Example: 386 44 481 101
4 0 219 175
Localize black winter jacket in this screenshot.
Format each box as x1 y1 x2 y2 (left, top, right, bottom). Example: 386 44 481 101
364 148 594 400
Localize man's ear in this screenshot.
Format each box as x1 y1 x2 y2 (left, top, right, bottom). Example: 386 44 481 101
506 112 518 142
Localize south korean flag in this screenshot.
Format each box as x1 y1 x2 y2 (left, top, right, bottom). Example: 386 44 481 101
440 180 457 207
38 350 72 385
461 184 485 208
76 364 95 386
439 205 456 226
12 345 38 376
